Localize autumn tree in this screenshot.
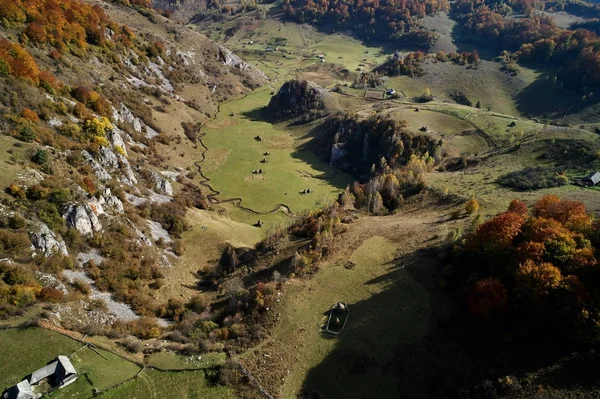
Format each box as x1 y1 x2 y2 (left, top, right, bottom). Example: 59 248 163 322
466 277 508 318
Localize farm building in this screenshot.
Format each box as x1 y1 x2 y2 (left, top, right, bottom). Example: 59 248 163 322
3 356 77 399
2 381 34 399
583 171 600 186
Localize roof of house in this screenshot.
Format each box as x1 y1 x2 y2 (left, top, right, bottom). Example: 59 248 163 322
3 380 35 399
584 171 600 183
28 356 76 386
29 362 58 385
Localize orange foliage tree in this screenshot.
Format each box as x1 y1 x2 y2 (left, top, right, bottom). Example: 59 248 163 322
447 196 600 344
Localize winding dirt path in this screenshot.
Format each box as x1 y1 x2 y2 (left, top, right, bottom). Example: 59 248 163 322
194 89 294 218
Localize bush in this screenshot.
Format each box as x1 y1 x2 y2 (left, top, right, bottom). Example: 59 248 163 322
31 149 48 165
37 286 64 303
498 167 569 191
72 279 91 295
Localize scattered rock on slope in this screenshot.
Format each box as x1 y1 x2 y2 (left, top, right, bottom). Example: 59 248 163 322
29 222 69 257
151 172 173 196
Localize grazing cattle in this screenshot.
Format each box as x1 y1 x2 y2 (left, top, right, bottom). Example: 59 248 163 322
261 158 268 163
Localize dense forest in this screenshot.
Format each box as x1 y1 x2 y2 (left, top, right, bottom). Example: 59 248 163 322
454 0 600 95
281 0 449 45
446 196 600 344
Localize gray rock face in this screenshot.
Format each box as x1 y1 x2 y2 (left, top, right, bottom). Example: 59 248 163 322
81 150 112 183
108 127 127 156
89 188 124 216
29 223 68 257
36 271 68 294
151 172 173 196
330 143 347 165
218 45 268 82
99 146 120 169
112 103 142 133
63 204 102 236
118 155 138 185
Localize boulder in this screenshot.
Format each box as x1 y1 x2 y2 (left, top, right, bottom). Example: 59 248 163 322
63 204 102 236
151 172 173 196
29 223 68 257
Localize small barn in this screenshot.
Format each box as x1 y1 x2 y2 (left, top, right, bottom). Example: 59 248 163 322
3 356 77 399
2 380 35 399
583 171 600 187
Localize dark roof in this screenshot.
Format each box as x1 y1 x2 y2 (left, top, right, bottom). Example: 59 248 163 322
584 171 600 184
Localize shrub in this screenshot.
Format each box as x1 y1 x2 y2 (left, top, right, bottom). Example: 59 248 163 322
465 197 480 215
37 287 64 303
72 279 91 295
31 149 48 165
498 167 569 191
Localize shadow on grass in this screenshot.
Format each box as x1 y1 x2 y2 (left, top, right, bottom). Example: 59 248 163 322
299 248 600 398
299 250 474 398
241 106 352 189
514 68 588 117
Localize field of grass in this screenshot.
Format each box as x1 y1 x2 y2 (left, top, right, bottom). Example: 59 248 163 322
97 368 235 399
146 351 227 370
51 347 141 398
201 89 352 227
240 209 466 397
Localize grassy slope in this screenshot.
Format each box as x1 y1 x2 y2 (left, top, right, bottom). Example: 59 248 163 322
51 347 141 398
239 209 466 398
97 368 234 399
145 352 227 370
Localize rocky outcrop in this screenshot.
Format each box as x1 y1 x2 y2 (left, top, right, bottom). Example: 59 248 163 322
267 79 327 118
63 204 102 236
218 45 268 83
29 223 68 257
112 103 143 133
330 143 348 166
89 188 125 216
151 172 173 196
36 271 68 294
108 127 127 156
81 150 112 183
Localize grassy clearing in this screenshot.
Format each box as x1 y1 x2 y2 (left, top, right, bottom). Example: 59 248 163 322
0 328 83 390
51 347 141 398
239 210 460 398
0 135 36 192
97 368 235 399
146 351 227 370
201 89 352 226
158 208 263 300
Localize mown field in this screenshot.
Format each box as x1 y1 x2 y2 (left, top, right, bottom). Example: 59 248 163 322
201 89 352 227
0 327 233 399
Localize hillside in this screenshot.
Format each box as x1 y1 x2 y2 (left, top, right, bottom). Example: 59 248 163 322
2 0 600 398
